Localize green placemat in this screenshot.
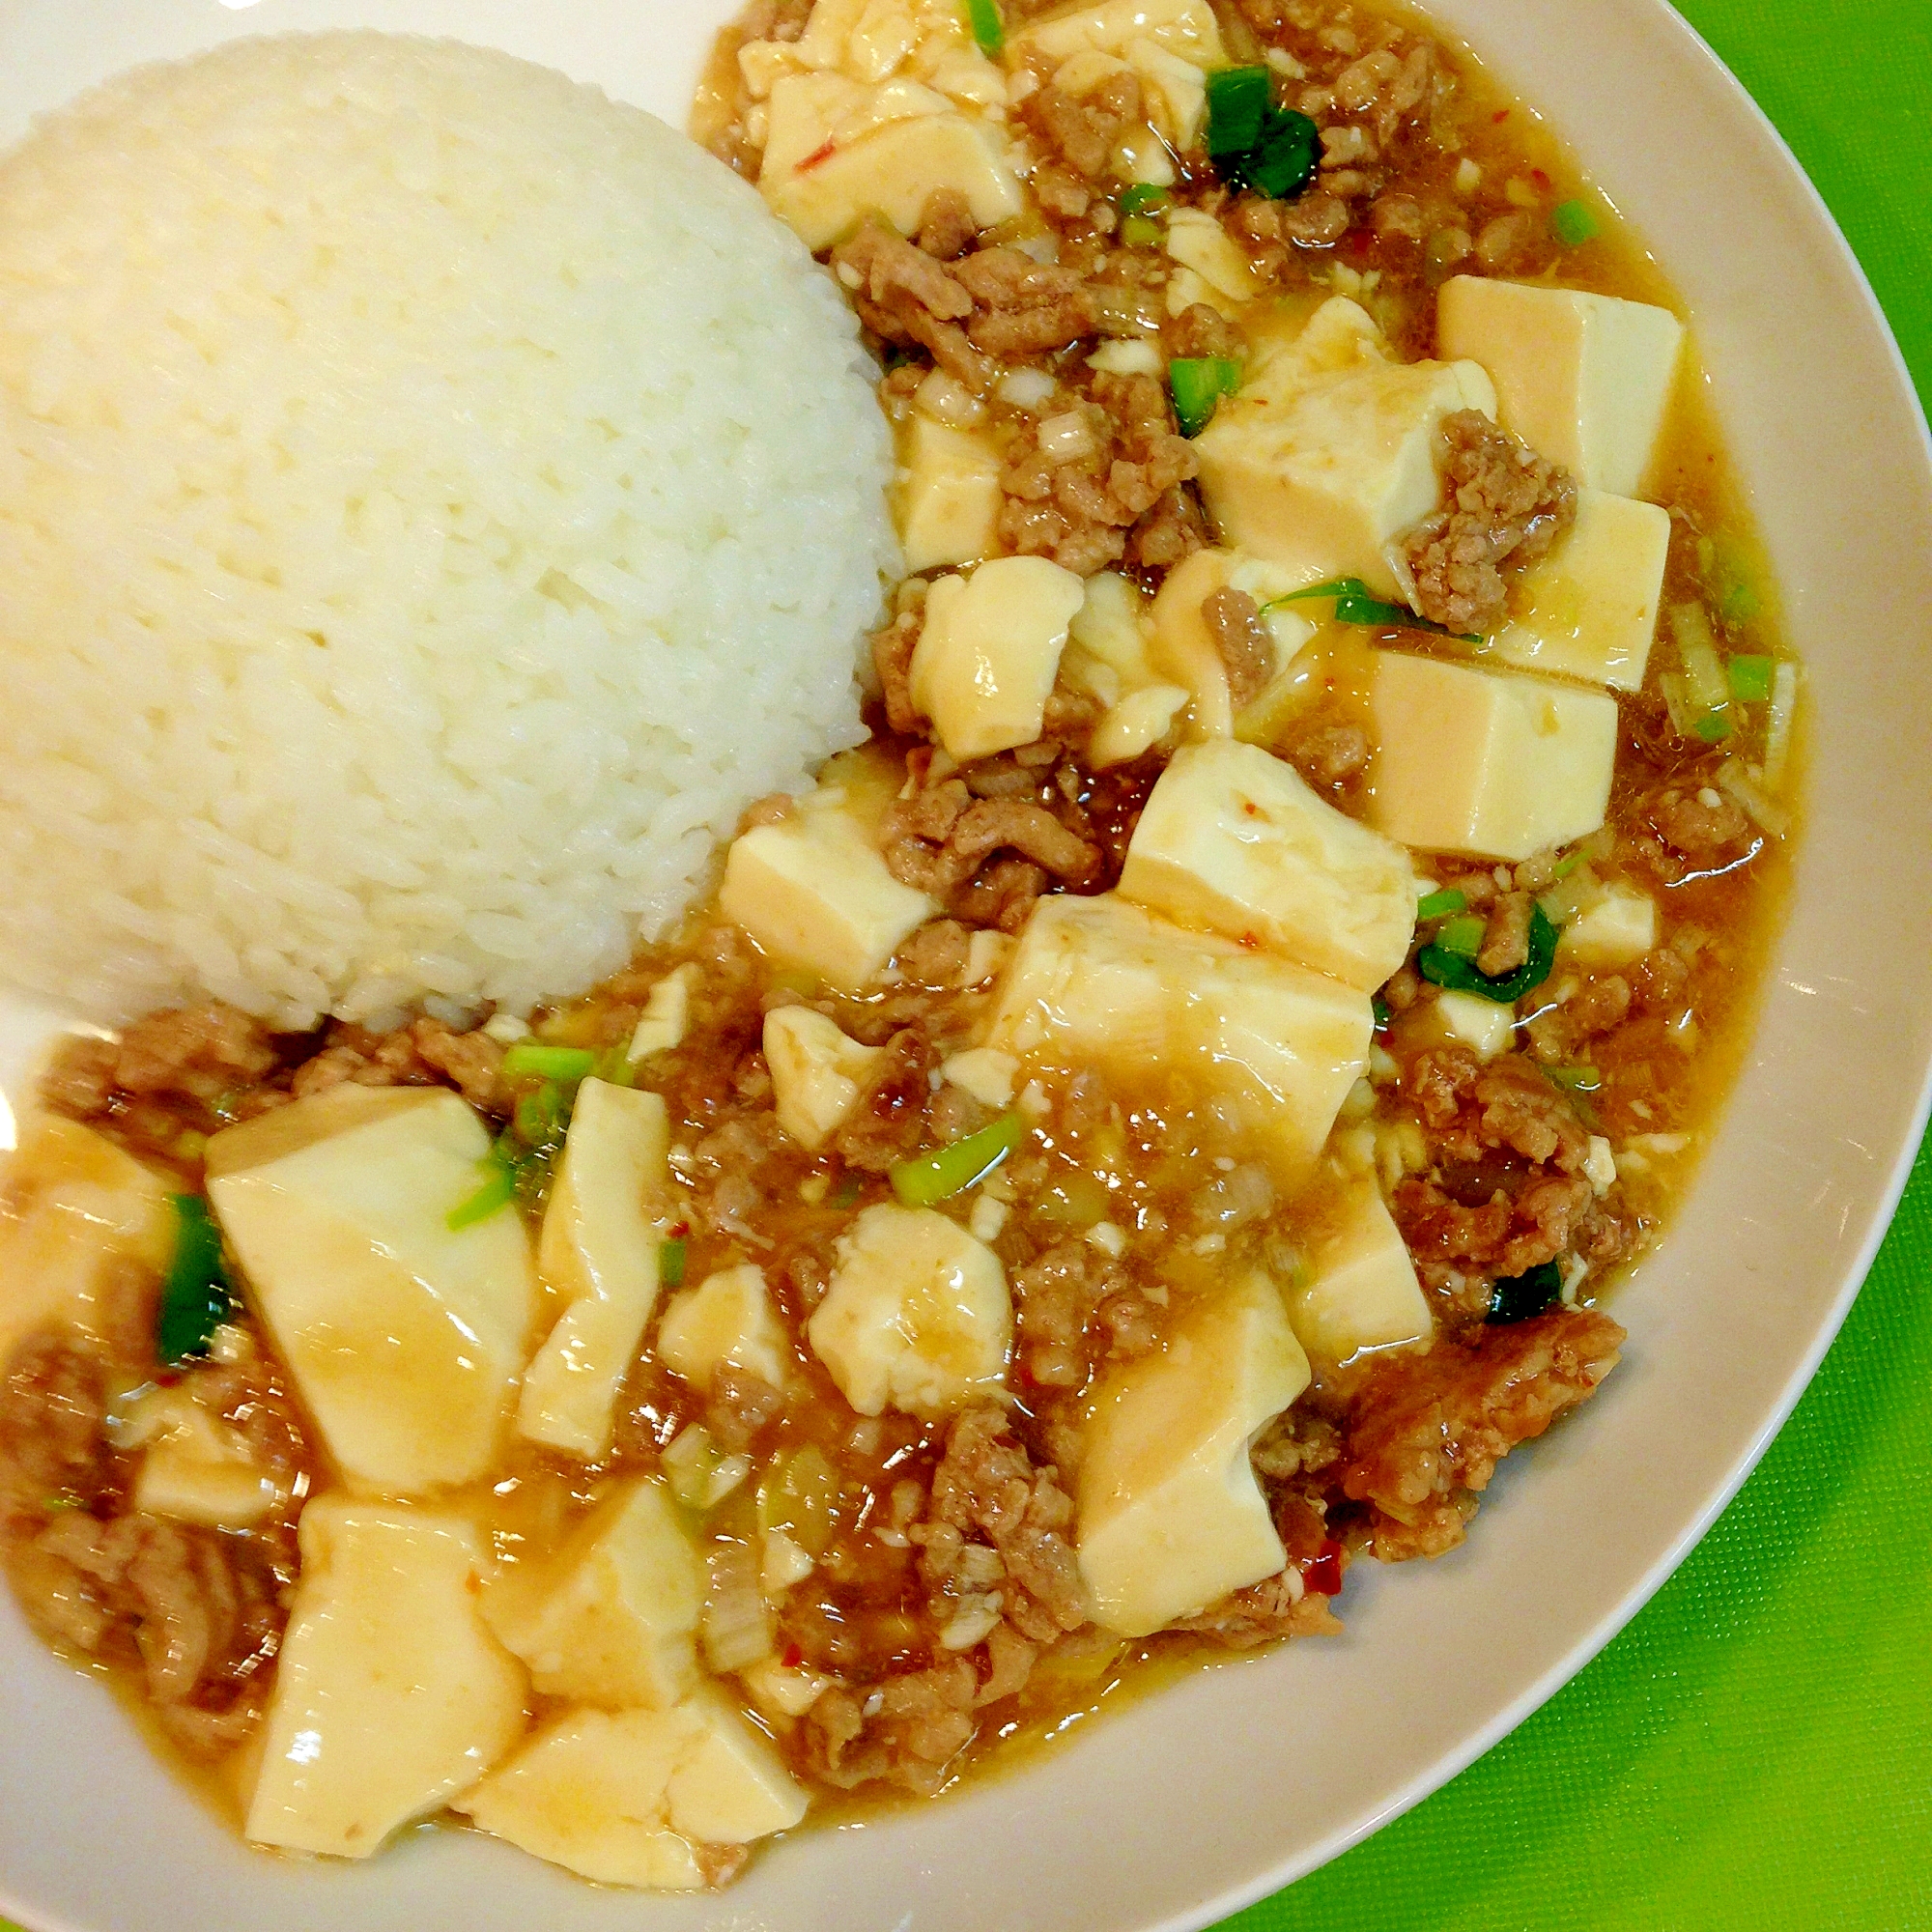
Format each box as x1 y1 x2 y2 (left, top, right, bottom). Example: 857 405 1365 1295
1219 14 1932 1928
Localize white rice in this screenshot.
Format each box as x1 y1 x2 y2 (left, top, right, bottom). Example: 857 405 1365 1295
0 33 896 1029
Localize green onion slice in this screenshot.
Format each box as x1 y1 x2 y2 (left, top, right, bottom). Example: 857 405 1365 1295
1120 183 1168 216
447 1162 517 1233
1240 106 1319 198
658 1237 688 1289
890 1112 1027 1208
1418 902 1560 1005
1550 198 1599 246
1415 887 1468 920
1120 214 1163 247
1486 1260 1563 1324
1434 914 1486 959
1546 1065 1602 1093
1206 65 1271 157
1205 66 1318 199
963 0 1004 57
1169 356 1242 437
1274 577 1479 641
502 1041 597 1083
1726 654 1774 703
830 1175 864 1209
156 1194 234 1365
1372 994 1391 1035
1692 709 1733 743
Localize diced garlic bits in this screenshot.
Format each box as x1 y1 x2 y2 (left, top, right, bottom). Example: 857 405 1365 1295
1483 488 1671 689
1287 1177 1432 1364
247 1498 526 1859
908 555 1087 760
1367 650 1619 861
205 1087 536 1494
1557 882 1659 967
986 894 1373 1185
117 1386 280 1530
481 1477 703 1711
1435 276 1685 497
1193 298 1497 599
720 754 937 990
759 73 1022 250
520 1081 670 1461
807 1203 1011 1418
763 1007 885 1151
454 1690 808 1889
658 1264 793 1392
1076 1269 1310 1637
1119 739 1417 992
896 413 1005 572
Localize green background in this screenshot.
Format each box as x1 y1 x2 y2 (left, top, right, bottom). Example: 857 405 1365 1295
3 7 1927 1932
1224 10 1932 1929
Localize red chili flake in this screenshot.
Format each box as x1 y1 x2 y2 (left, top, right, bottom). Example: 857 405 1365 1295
1303 1540 1344 1596
781 1642 805 1669
1531 167 1552 193
668 1220 691 1239
1345 227 1374 260
1492 107 1511 123
796 138 838 174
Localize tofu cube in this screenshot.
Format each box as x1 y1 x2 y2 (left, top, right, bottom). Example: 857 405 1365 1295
1429 988 1517 1061
941 1046 1020 1109
453 1689 808 1890
985 894 1372 1186
720 758 936 992
909 555 1087 760
627 964 696 1062
1067 569 1157 689
1366 650 1618 862
896 413 1005 572
0 1115 173 1370
1436 276 1685 497
1287 1177 1432 1364
205 1087 536 1495
807 1203 1011 1418
118 1386 280 1530
247 1498 527 1859
520 1081 670 1462
761 72 1023 250
1194 298 1497 599
1076 1267 1310 1637
1009 0 1226 71
480 1477 702 1712
657 1264 792 1392
1558 882 1658 967
1164 209 1259 305
1089 683 1191 768
1483 488 1671 689
763 1007 885 1151
1118 738 1417 992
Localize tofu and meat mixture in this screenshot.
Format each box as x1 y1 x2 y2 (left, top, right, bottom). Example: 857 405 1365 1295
0 0 1798 1891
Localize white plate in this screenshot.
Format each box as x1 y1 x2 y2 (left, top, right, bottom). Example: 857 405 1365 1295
2 3 1929 1930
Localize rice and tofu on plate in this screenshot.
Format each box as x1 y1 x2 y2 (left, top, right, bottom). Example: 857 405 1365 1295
0 0 1798 1896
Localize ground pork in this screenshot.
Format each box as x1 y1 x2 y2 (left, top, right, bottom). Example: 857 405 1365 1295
1202 587 1276 711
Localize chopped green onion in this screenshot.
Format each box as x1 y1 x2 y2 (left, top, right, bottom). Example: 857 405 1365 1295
1415 887 1468 920
1169 356 1242 436
1435 914 1486 958
447 1162 516 1232
515 1079 566 1148
1669 602 1728 710
1276 576 1479 641
501 1041 597 1083
659 1237 688 1289
830 1174 863 1209
1418 903 1560 1005
963 0 1004 57
890 1112 1027 1208
1372 994 1391 1035
593 1045 638 1088
1726 654 1774 703
1720 578 1761 623
1546 1065 1601 1093
1120 183 1168 216
1486 1261 1563 1324
1120 214 1163 247
1550 198 1599 246
1241 107 1320 198
1693 709 1733 743
1763 661 1800 790
1550 851 1586 881
156 1194 233 1365
1205 66 1272 158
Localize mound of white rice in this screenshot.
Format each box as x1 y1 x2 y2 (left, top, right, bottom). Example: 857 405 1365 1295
0 34 896 1028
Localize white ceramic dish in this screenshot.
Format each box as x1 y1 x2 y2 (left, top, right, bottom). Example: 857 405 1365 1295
1 3 1928 1929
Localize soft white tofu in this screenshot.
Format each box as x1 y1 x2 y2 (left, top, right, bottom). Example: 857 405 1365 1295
520 1082 670 1462
985 894 1373 1186
1009 0 1225 70
1435 276 1685 497
480 1477 702 1711
205 1088 537 1495
1067 569 1157 690
657 1264 792 1393
760 72 1023 250
1164 209 1259 306
1366 650 1619 862
1557 883 1659 967
719 754 937 991
1483 488 1671 690
1429 988 1517 1061
117 1386 280 1530
1287 1177 1432 1364
0 1116 173 1370
1146 548 1317 741
763 1007 885 1151
1193 298 1497 599
1118 738 1417 992
1076 1268 1310 1637
1089 683 1192 768
896 413 1005 572
628 964 696 1063
246 1497 527 1859
807 1203 1011 1418
453 1689 808 1889
909 555 1087 759
942 1046 1020 1109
